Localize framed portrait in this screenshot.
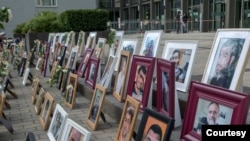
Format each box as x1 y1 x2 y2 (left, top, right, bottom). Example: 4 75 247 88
48 33 56 52
52 33 61 56
84 32 97 51
34 87 46 115
135 107 175 141
0 93 6 116
57 46 67 66
60 32 68 46
86 84 106 130
61 118 91 141
113 50 131 102
98 55 117 88
66 31 75 52
77 31 86 57
156 58 175 118
96 37 106 48
201 29 250 91
31 78 40 105
115 95 140 141
47 104 68 141
85 57 100 89
139 30 163 57
66 47 78 70
76 48 93 77
181 81 250 141
111 31 124 57
39 92 54 131
65 73 78 109
126 55 155 111
114 38 138 71
91 47 102 59
162 40 198 92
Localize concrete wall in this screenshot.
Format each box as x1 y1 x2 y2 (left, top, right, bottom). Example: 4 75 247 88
1 0 97 37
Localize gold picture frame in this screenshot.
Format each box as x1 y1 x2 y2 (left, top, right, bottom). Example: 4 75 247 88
39 92 54 131
65 73 78 109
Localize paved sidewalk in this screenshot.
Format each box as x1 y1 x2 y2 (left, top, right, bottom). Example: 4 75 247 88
0 68 118 141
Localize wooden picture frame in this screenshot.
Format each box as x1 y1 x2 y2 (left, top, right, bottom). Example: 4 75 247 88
34 87 46 115
126 55 155 111
86 84 106 130
77 31 86 57
91 47 102 59
31 78 40 105
61 118 91 141
156 58 175 118
139 30 163 57
76 49 93 77
85 57 100 89
115 95 140 141
0 92 6 116
113 50 131 102
162 40 198 92
114 39 138 71
65 73 78 109
201 29 250 91
181 81 250 141
96 37 106 48
98 55 117 88
39 92 54 131
47 104 68 141
135 107 175 141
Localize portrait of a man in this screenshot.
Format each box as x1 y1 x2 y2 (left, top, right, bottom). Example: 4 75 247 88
209 38 244 89
132 65 147 102
118 104 135 141
115 57 127 95
143 38 154 57
90 91 101 122
193 99 233 135
52 112 62 140
170 49 187 83
143 124 162 141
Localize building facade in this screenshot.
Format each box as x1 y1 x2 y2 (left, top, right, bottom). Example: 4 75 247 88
2 0 97 37
101 0 250 33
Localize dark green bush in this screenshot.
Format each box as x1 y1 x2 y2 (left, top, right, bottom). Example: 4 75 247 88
59 9 109 31
13 9 109 33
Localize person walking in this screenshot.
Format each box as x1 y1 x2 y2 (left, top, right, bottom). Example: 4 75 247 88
182 13 188 33
175 11 181 33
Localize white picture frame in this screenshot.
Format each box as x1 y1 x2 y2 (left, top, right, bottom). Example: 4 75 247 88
66 46 78 70
47 104 68 141
98 55 117 88
85 32 97 50
139 30 163 57
201 29 250 91
162 40 198 92
61 118 91 141
110 31 124 57
114 38 138 71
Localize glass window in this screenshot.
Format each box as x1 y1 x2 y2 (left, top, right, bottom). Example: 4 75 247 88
36 0 57 7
